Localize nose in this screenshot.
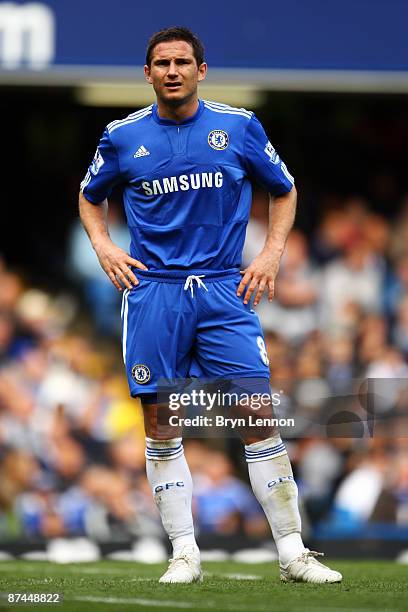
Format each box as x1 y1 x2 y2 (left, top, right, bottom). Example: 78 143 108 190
167 60 179 78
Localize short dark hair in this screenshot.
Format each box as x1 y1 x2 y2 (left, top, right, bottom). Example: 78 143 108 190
145 26 205 68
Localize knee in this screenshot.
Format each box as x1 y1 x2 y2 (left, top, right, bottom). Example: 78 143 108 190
142 402 182 439
241 428 278 445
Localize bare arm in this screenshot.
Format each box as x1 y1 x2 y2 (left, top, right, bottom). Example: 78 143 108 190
78 192 147 291
237 185 297 305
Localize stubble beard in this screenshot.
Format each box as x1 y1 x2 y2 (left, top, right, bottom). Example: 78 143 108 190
158 87 197 109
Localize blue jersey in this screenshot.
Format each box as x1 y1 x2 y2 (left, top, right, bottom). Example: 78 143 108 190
80 100 294 271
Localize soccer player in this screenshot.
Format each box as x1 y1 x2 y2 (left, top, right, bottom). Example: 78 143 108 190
79 26 342 585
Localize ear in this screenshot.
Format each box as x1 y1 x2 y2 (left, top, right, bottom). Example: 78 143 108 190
197 62 208 83
144 65 153 84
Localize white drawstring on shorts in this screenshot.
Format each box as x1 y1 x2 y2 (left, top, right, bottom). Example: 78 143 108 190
184 274 208 298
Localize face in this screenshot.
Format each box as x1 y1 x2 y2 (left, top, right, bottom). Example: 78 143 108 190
144 40 207 106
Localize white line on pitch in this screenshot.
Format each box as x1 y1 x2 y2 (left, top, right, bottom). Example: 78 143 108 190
71 601 399 612
71 596 278 611
72 596 197 608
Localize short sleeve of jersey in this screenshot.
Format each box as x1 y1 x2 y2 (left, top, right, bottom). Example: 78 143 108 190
80 128 121 203
244 115 294 196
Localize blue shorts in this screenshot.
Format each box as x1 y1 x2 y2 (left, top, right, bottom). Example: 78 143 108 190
120 269 270 398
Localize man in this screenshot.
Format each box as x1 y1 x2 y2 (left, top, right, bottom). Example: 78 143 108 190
79 26 342 585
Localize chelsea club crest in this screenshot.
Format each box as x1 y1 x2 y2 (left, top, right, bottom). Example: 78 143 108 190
208 130 229 150
132 364 151 384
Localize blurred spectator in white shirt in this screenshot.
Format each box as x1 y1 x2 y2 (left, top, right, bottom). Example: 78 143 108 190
320 237 384 334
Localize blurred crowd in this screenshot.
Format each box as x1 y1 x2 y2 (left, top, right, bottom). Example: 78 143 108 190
0 191 408 544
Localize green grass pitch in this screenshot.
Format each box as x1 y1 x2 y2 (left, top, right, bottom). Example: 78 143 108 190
0 560 407 611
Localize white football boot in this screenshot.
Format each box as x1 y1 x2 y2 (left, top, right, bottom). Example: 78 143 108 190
159 545 202 584
280 550 342 584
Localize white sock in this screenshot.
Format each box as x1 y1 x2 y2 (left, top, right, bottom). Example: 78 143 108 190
145 437 197 555
245 435 306 566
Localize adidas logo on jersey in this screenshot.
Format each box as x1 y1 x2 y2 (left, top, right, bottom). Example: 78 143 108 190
134 145 150 158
